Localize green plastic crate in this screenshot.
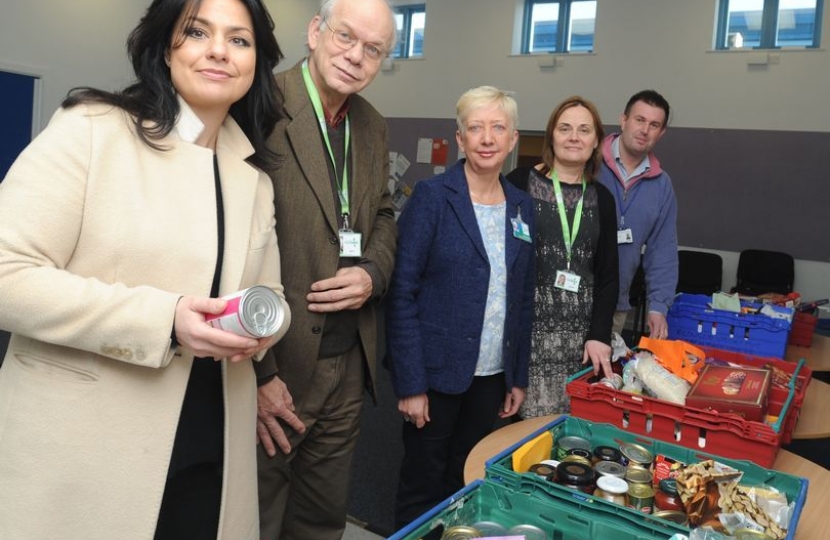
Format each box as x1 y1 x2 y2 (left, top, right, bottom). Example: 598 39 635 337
483 415 808 540
388 478 688 540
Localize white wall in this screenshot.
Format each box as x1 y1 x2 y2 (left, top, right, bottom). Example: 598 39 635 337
1 0 827 302
361 0 830 133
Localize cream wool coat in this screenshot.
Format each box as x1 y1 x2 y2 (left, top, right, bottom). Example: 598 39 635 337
0 101 289 540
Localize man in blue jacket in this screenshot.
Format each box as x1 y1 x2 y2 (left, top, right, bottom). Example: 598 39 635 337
599 90 677 340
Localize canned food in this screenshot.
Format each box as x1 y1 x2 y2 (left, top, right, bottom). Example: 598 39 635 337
595 373 624 390
441 525 482 540
555 435 591 461
506 523 547 540
652 510 689 526
620 442 653 469
592 445 623 464
594 475 628 505
624 467 652 486
470 521 508 536
594 460 626 479
205 285 284 338
626 482 655 514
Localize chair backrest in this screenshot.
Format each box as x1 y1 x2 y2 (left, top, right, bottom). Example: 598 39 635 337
677 250 723 295
734 249 794 295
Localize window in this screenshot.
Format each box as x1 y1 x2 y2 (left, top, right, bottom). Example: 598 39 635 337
522 0 597 54
715 0 823 49
393 4 425 58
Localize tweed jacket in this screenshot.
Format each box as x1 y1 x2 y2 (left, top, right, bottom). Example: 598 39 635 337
255 61 396 400
0 101 289 540
385 160 536 397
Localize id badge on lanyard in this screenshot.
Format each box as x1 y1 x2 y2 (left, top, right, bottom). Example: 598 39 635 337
552 171 585 293
339 214 362 257
555 269 581 292
302 59 360 258
511 208 532 243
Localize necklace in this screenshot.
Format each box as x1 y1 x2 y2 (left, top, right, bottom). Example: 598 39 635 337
470 188 505 205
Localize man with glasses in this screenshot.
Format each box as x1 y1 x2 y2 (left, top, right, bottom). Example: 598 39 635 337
254 0 398 539
598 89 678 341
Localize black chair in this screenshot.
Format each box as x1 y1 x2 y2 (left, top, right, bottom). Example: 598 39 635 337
676 250 723 295
733 249 794 296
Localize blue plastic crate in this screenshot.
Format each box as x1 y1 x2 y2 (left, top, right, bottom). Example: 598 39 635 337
667 293 793 358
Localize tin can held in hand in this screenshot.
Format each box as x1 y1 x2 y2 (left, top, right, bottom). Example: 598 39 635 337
205 286 284 338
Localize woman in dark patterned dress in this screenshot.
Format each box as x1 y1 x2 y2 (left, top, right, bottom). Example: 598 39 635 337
507 96 619 417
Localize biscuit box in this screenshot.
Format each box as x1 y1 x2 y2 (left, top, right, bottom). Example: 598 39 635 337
685 364 771 422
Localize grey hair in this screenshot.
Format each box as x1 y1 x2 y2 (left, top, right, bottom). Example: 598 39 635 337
318 0 399 53
456 86 519 133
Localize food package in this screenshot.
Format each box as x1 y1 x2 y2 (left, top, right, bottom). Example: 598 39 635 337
637 336 706 384
633 350 691 405
685 365 771 422
718 482 787 539
675 460 787 540
675 460 742 530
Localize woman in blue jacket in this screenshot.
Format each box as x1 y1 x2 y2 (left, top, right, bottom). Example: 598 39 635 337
386 86 535 528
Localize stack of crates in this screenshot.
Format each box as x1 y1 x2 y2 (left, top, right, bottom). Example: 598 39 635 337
788 310 819 347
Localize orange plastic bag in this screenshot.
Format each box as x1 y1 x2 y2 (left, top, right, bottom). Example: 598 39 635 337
636 336 706 384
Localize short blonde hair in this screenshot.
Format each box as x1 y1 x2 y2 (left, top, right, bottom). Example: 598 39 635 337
456 86 518 133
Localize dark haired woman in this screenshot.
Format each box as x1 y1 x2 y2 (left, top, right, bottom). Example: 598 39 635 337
507 96 619 418
0 0 289 538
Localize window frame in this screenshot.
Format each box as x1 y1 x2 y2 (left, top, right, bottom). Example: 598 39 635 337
521 0 596 54
393 4 425 59
715 0 824 50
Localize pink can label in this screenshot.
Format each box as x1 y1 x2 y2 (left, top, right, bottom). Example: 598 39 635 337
204 287 281 338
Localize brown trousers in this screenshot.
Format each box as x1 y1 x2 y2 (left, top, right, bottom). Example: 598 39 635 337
257 345 365 540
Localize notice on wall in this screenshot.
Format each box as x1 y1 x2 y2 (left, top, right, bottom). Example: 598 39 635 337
416 137 449 165
393 152 411 179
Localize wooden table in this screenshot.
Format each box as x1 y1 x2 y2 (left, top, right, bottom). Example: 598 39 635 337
465 415 830 540
792 378 830 439
787 334 830 372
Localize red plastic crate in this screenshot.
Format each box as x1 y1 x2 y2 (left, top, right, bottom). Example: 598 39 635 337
565 347 810 467
788 311 818 347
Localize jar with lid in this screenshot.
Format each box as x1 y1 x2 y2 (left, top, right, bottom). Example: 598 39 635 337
593 475 628 505
624 466 652 486
555 435 591 461
568 448 593 461
553 462 595 494
561 453 593 469
620 442 653 470
592 445 623 465
594 460 626 479
528 463 557 480
654 478 684 512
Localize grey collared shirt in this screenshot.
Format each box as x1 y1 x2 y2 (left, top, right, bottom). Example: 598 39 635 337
612 136 650 186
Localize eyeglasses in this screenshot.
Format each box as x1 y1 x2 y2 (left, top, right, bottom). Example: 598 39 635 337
323 19 386 62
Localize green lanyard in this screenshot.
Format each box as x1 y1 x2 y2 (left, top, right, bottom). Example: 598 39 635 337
551 170 585 270
301 60 351 219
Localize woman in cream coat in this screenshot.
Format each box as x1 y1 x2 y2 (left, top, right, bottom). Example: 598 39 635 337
0 0 289 538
